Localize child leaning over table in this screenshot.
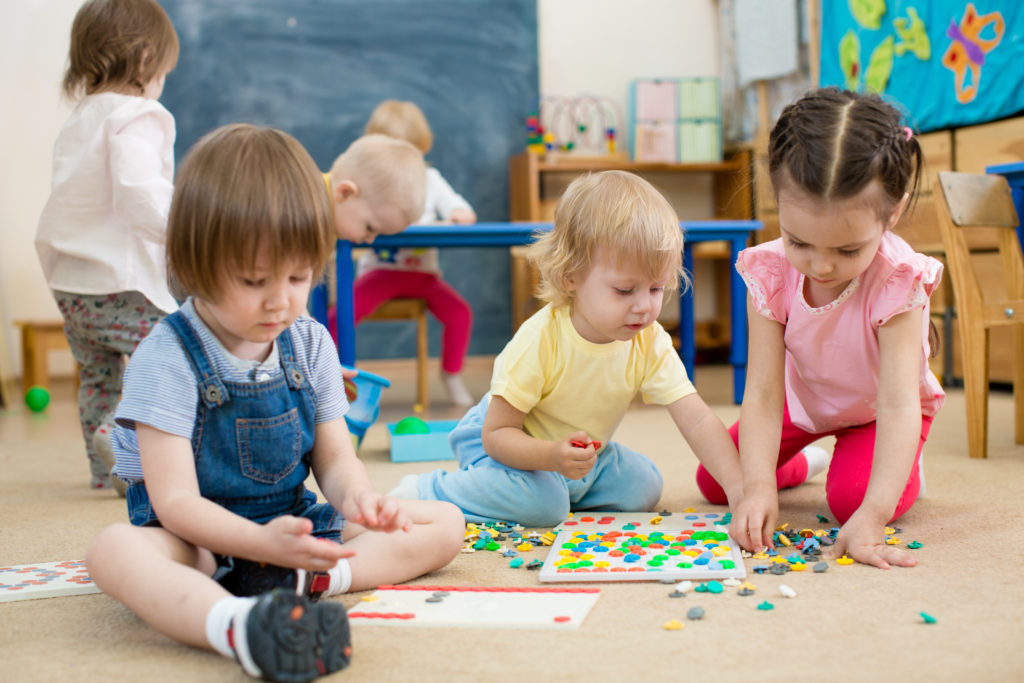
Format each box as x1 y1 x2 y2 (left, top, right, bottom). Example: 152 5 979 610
389 170 745 527
86 124 463 683
356 100 478 406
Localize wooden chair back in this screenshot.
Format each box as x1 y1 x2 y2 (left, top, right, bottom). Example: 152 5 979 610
935 171 1024 457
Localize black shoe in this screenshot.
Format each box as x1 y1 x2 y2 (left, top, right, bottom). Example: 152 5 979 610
234 588 351 682
219 559 332 602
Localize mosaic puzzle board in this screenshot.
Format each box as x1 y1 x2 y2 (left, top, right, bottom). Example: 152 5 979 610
0 560 101 602
347 584 600 629
539 511 747 582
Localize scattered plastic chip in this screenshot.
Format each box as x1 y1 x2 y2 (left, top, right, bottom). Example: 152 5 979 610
779 584 797 598
920 612 937 624
663 618 685 631
907 541 923 549
686 606 705 620
757 601 774 611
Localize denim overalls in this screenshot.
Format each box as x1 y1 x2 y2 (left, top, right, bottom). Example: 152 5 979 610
125 311 343 542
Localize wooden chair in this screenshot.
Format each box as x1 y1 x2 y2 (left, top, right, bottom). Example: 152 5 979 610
14 320 81 394
935 171 1024 458
364 298 429 410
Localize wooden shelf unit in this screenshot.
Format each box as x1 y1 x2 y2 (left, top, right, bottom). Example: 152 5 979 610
507 149 754 337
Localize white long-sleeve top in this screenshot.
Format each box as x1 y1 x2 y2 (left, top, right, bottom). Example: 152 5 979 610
35 92 178 313
356 166 472 276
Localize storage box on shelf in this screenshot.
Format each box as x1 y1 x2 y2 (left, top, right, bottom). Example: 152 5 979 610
630 77 723 164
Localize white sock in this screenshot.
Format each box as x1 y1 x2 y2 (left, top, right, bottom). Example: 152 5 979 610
800 445 831 482
387 473 421 500
441 371 474 407
326 558 353 596
205 596 257 660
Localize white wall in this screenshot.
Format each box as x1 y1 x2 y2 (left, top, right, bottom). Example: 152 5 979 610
1 1 82 381
0 0 721 380
539 0 719 122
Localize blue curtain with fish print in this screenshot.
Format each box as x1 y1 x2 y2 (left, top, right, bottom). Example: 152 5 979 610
820 1 1024 132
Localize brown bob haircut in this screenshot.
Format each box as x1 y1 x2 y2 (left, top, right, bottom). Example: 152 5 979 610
167 124 334 302
63 0 179 99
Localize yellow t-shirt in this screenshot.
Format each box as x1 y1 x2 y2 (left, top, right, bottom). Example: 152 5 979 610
490 304 695 451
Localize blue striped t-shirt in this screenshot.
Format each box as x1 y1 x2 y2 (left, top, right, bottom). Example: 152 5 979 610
112 299 347 483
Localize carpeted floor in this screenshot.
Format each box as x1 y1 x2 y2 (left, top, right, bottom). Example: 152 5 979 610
1 357 1022 682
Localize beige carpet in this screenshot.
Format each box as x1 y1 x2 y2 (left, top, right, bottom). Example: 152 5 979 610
1 358 1022 683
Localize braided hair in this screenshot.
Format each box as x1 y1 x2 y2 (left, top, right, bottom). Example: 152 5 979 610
768 87 922 221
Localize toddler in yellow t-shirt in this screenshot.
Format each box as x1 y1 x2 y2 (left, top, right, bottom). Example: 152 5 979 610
389 171 744 526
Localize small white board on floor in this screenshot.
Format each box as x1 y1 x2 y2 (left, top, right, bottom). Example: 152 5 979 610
539 511 747 582
348 584 599 629
0 560 101 602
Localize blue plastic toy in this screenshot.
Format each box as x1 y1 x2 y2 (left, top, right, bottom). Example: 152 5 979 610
387 419 459 462
342 367 391 449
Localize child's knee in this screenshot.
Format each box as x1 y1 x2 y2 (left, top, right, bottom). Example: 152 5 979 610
618 475 663 511
512 476 570 527
516 503 570 528
85 523 133 583
619 455 664 509
695 464 729 504
435 501 468 556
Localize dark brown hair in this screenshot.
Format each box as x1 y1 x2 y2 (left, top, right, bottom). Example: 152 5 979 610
771 87 939 355
167 124 334 302
63 0 179 99
769 87 922 220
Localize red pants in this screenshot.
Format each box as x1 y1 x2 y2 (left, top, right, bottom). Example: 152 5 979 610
329 270 472 374
696 402 932 525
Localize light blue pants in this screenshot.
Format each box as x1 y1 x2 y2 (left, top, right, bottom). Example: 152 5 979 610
416 395 663 526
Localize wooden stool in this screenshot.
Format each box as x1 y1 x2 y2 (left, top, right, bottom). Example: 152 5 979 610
935 171 1024 458
13 320 76 394
364 299 429 410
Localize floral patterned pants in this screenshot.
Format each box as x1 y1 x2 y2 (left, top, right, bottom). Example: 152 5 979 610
53 290 166 488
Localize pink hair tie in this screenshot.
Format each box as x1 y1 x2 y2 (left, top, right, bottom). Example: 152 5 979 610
903 126 913 141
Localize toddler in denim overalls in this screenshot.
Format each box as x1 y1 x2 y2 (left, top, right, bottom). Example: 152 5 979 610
86 123 464 683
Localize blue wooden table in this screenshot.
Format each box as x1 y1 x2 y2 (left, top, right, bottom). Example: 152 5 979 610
312 220 761 403
987 161 1024 246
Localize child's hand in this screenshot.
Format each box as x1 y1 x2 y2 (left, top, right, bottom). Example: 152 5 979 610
449 208 477 225
340 366 359 380
729 486 779 553
551 432 598 480
342 488 413 533
261 515 354 571
827 511 917 569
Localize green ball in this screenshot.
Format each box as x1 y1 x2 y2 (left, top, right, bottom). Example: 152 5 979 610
394 416 429 435
25 385 50 413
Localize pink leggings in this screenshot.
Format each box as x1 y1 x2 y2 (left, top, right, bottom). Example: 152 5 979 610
329 270 472 374
696 403 933 525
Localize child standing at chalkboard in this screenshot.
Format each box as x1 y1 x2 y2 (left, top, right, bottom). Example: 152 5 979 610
35 0 180 492
357 100 478 406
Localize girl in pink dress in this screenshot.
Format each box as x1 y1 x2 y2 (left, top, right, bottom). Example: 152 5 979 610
697 88 944 569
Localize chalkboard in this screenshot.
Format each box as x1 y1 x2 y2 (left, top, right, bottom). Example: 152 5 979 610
160 0 539 360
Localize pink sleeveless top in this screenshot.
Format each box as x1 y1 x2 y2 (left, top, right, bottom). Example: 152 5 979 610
737 232 945 434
